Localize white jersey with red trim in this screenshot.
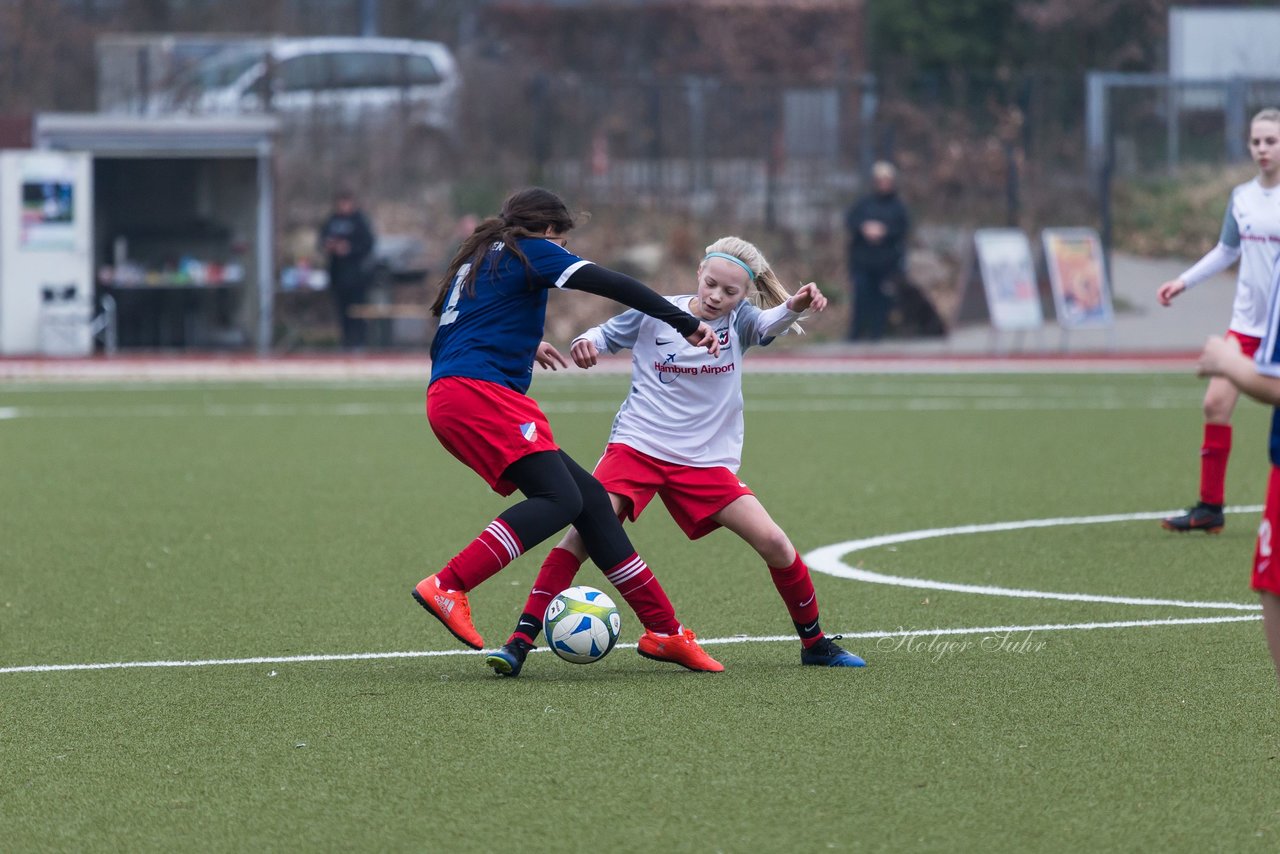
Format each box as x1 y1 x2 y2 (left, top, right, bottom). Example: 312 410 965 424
1181 178 1280 338
575 295 802 472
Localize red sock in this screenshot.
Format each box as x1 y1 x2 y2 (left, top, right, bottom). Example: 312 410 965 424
770 552 824 648
510 547 584 644
602 553 680 635
1200 423 1232 506
436 519 524 592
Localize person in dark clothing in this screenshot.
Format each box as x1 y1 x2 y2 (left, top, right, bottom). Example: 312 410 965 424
318 189 376 349
845 161 910 342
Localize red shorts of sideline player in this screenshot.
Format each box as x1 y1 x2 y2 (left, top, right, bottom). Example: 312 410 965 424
1227 330 1262 359
426 376 559 496
1253 465 1280 596
592 443 754 540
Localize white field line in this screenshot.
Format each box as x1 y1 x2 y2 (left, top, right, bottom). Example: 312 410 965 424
805 508 1266 611
0 395 1207 419
0 615 1260 675
0 378 1195 397
2 512 1262 677
0 356 1200 384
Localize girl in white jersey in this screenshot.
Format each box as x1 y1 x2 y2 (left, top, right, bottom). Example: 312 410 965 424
1157 108 1280 534
484 236 866 676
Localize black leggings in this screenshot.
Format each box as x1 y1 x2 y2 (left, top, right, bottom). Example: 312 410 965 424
498 450 633 569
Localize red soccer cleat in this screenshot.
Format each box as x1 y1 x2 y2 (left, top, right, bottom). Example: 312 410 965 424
637 627 725 672
412 574 484 650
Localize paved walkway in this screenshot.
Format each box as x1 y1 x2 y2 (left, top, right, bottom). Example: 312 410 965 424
0 253 1240 381
810 251 1237 358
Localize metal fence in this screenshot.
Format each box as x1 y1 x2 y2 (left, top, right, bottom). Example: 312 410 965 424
1087 73 1280 175
514 73 877 231
92 37 1155 235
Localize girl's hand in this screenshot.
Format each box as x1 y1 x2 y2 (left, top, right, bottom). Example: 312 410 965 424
788 282 827 313
1197 334 1242 377
1157 279 1186 307
685 321 721 357
535 341 569 370
570 338 600 369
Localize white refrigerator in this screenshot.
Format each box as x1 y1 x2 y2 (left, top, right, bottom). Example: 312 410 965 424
0 149 94 355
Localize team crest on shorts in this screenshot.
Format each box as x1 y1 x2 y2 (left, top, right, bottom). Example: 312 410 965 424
519 421 537 442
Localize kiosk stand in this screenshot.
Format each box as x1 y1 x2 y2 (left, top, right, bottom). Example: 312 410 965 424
30 114 279 354
0 149 94 356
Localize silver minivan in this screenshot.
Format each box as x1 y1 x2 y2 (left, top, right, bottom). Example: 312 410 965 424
157 37 459 136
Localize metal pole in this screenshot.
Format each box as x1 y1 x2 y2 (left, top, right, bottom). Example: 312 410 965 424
1005 140 1019 227
137 47 150 115
1099 139 1114 292
1085 72 1106 172
1226 77 1247 161
257 139 274 356
686 76 706 196
859 77 878 181
361 0 378 37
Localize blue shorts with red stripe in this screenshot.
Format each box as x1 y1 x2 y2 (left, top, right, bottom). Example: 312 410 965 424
427 376 559 496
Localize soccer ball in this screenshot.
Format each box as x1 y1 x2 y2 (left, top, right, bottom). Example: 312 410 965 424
545 586 622 664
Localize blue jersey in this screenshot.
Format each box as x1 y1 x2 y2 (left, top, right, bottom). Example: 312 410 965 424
429 237 591 393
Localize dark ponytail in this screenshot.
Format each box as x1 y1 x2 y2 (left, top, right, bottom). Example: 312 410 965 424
431 187 578 316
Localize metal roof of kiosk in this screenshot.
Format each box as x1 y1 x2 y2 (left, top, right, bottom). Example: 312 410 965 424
33 113 279 355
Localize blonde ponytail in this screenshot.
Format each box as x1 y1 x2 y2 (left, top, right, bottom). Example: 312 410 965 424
701 236 806 334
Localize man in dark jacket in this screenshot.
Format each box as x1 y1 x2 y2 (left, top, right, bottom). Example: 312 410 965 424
845 161 910 341
318 189 376 349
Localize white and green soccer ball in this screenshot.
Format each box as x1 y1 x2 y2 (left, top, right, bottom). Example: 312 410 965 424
545 586 622 664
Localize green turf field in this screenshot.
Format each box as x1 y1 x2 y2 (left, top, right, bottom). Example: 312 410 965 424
3 370 1278 852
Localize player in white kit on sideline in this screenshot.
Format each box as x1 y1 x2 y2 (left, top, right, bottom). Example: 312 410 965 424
485 236 867 676
1157 108 1280 534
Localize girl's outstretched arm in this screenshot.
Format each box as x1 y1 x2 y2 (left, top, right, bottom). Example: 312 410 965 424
535 341 570 370
563 264 719 357
569 338 600 369
1198 335 1280 406
787 282 828 313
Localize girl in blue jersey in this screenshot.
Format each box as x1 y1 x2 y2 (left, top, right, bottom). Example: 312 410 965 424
413 187 724 673
1197 273 1280 683
485 236 865 677
1158 108 1280 534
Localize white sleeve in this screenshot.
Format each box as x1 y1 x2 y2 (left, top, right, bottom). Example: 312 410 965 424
734 302 804 348
755 302 805 339
573 308 645 354
1180 242 1242 290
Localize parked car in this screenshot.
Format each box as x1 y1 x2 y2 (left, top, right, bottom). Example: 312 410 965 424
154 37 460 137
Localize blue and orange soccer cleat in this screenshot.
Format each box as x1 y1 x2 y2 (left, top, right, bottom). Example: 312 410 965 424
412 574 484 650
801 636 866 667
485 638 536 677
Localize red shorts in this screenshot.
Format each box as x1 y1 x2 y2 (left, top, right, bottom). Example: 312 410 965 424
592 443 753 540
1253 466 1280 595
1227 330 1262 358
426 376 559 496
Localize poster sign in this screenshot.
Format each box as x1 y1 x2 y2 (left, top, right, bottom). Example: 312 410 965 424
973 228 1043 331
1042 228 1113 329
20 178 76 250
